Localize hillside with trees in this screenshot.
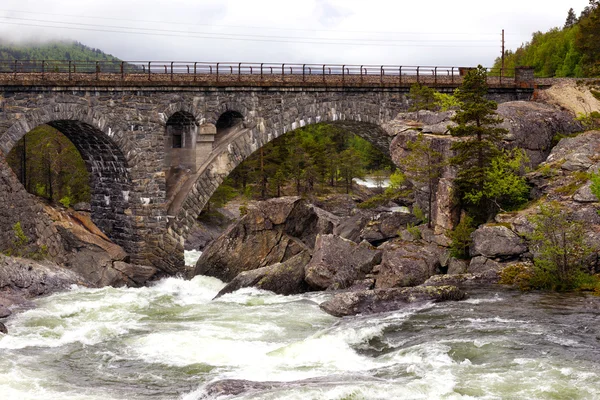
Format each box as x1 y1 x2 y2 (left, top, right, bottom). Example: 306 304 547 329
493 2 600 77
0 40 121 62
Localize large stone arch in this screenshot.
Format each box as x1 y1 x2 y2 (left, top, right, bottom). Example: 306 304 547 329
0 105 142 259
165 96 401 273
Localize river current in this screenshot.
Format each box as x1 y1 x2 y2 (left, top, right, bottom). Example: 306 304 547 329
1 253 600 399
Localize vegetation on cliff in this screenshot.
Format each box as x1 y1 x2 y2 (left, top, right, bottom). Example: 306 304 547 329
492 2 600 77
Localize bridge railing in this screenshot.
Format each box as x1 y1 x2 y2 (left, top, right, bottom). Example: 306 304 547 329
0 60 518 87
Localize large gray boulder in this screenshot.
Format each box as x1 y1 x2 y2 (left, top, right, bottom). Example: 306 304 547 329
304 235 381 290
214 251 311 297
374 241 447 288
193 197 337 282
319 285 466 317
470 225 527 259
0 322 7 334
0 254 90 306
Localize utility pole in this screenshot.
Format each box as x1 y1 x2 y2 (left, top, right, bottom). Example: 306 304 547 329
501 29 505 71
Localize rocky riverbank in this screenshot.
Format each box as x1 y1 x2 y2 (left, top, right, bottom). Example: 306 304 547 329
1 94 595 324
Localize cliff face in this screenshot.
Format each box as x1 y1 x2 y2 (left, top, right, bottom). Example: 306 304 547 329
386 100 583 232
0 155 158 297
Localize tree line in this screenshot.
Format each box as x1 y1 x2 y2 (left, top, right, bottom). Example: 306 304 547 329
208 124 395 210
492 1 600 77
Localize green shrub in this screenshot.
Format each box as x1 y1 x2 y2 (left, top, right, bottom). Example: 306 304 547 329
449 215 474 259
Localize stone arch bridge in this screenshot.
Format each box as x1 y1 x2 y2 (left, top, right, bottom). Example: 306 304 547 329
0 64 535 274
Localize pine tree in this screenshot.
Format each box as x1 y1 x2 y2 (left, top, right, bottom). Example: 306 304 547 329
399 133 446 228
564 8 577 28
449 66 507 221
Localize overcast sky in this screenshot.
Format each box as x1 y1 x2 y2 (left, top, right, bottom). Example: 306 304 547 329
0 0 591 66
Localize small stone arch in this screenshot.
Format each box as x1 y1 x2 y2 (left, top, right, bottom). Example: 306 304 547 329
0 107 140 258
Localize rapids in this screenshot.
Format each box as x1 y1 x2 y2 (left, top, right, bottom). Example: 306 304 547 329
1 263 599 399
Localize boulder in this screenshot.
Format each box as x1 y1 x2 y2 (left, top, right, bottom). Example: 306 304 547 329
574 183 597 203
319 285 467 317
333 213 370 243
468 256 502 274
215 251 311 297
193 197 336 282
304 235 381 290
374 241 446 288
0 254 89 298
496 101 582 167
0 322 6 334
470 225 527 259
0 305 10 318
447 258 469 275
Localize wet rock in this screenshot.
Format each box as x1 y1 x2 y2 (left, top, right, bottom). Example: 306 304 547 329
111 262 158 287
319 285 467 317
0 322 7 334
374 241 446 288
203 379 279 397
546 130 600 170
470 225 527 259
304 235 381 291
0 305 10 318
215 251 311 298
422 272 500 287
0 254 89 298
193 197 336 282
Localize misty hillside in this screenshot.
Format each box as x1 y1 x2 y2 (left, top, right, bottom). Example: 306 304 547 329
0 41 121 62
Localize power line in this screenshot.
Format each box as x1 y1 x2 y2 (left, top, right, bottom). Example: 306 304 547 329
0 16 500 44
0 8 521 37
0 21 498 48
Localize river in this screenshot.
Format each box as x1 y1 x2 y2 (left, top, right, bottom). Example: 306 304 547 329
1 263 600 399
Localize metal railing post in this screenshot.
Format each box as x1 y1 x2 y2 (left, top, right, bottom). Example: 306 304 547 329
216 63 219 82
302 64 305 82
323 65 326 84
380 65 384 85
171 62 174 81
282 63 285 81
260 63 263 81
360 65 363 84
194 62 197 82
342 64 345 85
95 61 99 80
238 62 242 82
121 61 124 79
416 66 420 83
451 67 454 84
148 62 151 81
399 66 402 85
70 61 73 81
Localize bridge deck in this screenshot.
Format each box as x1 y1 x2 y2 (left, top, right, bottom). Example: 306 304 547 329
0 72 522 89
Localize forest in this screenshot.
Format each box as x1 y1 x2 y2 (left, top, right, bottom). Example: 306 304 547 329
492 2 600 77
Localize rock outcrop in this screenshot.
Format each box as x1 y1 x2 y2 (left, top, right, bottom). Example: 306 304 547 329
0 254 91 317
386 101 582 233
214 251 311 298
470 225 527 259
319 285 467 317
374 240 448 288
304 235 381 290
193 197 338 282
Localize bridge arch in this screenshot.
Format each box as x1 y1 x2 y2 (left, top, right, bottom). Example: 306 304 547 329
0 106 140 257
166 97 398 271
